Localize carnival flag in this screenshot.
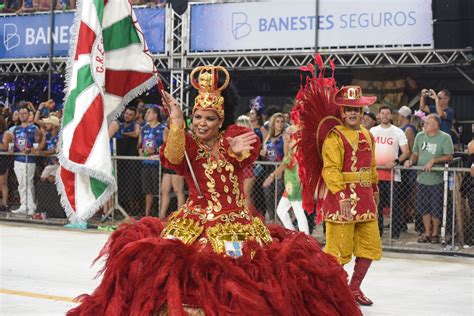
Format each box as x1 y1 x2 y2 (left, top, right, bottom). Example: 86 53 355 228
57 0 157 223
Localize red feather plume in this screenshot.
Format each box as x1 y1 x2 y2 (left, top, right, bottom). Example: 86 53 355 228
291 54 342 218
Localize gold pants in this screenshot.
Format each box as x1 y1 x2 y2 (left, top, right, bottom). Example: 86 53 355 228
325 220 382 265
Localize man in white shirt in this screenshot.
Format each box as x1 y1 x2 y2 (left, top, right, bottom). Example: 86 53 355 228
370 106 411 239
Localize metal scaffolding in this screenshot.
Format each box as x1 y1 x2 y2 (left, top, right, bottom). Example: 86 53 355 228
0 57 169 76
185 49 473 70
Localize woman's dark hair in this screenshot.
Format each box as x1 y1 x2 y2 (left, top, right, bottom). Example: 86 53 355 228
221 82 238 130
250 108 264 126
189 76 238 131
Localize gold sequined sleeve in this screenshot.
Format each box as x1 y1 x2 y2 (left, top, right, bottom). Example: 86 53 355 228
322 131 346 194
227 149 251 162
163 122 185 165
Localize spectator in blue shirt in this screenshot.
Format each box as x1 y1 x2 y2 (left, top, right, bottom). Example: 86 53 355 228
10 106 42 215
420 88 454 135
138 107 164 216
108 107 140 155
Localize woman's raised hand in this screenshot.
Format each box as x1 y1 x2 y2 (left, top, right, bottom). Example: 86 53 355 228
162 91 184 126
227 131 257 155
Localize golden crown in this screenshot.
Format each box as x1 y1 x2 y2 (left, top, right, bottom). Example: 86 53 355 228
191 65 230 119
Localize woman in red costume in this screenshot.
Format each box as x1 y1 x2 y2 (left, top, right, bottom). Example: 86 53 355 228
68 65 361 316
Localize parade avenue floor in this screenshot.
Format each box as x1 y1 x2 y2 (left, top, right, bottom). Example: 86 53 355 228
1 222 473 316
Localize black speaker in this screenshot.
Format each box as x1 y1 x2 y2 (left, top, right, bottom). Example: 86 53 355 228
469 20 474 47
170 0 188 16
432 0 470 20
434 20 469 49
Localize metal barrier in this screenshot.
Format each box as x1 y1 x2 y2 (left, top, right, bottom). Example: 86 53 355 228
0 152 472 255
379 157 473 254
0 151 64 220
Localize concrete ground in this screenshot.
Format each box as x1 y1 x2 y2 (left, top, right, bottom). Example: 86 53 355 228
1 222 473 315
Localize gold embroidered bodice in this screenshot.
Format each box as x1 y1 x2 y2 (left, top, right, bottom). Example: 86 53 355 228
159 123 272 254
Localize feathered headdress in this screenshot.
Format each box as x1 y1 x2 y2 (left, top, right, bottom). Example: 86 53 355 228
291 54 342 216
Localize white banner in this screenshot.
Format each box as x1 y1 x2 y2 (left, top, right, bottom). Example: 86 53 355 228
189 0 433 52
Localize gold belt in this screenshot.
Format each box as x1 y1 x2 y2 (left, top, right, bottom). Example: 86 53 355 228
342 169 372 187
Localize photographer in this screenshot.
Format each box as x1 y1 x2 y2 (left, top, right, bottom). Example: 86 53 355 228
419 89 454 135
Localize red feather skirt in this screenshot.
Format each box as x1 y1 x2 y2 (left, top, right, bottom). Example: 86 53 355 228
68 218 361 316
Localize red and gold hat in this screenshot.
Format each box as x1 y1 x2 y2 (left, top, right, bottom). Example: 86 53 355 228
190 65 230 119
334 86 377 107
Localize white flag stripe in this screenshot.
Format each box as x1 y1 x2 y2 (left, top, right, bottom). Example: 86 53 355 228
83 120 113 173
105 45 154 73
80 0 102 35
102 0 133 29
75 173 100 214
103 94 122 118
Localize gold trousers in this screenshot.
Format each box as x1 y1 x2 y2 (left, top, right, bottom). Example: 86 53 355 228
325 220 382 265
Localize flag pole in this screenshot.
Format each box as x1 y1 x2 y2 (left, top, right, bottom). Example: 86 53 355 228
184 151 203 199
159 80 203 199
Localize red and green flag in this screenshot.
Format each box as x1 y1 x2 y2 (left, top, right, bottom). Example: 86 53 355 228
57 0 157 223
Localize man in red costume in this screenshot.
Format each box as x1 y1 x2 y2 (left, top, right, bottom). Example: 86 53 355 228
294 57 382 306
320 86 382 306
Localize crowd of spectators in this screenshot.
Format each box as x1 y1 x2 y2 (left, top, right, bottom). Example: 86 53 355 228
241 89 469 241
0 88 472 245
1 0 76 13
363 88 470 244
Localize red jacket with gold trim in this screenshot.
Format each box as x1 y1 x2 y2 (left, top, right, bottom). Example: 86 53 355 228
320 125 378 223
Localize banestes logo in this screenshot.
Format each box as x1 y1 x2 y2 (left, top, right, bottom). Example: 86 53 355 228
3 23 20 51
232 12 251 40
